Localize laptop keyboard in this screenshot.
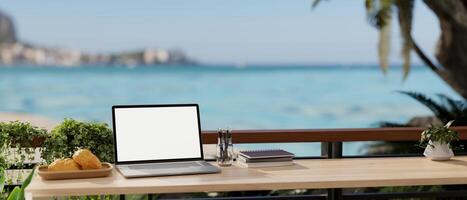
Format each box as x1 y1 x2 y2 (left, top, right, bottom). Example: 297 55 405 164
128 162 203 170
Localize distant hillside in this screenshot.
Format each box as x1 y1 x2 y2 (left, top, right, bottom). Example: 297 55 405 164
0 10 16 44
0 10 196 67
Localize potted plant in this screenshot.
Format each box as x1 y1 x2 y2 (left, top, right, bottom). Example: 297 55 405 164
421 120 458 161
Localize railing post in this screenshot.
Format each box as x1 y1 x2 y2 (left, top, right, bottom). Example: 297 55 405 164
321 142 332 158
322 142 343 200
331 142 343 158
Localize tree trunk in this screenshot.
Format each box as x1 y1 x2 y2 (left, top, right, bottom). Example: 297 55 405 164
423 0 467 99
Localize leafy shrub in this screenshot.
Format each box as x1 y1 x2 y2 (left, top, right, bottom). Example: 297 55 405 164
0 121 48 148
42 119 114 163
0 130 7 171
0 121 48 169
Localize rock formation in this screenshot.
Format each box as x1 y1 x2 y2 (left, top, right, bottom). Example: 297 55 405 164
0 10 16 44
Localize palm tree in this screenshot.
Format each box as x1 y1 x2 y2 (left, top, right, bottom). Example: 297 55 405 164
379 91 467 127
367 92 467 159
314 0 467 100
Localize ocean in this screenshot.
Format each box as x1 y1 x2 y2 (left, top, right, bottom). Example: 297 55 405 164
0 65 459 156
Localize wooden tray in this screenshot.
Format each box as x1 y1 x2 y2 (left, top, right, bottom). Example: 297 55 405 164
37 162 113 180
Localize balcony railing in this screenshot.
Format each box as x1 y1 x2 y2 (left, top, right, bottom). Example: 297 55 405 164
202 127 467 144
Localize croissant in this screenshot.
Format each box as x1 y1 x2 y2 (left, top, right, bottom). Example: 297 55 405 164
72 149 102 169
48 158 81 171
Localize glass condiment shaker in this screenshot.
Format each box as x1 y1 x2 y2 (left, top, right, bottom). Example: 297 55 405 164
217 129 234 166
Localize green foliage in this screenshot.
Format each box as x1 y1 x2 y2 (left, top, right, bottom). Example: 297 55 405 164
420 120 459 147
365 0 392 29
0 119 113 199
377 122 408 127
366 0 414 77
378 185 443 196
6 187 20 200
0 121 47 148
0 121 47 170
4 168 35 200
311 0 325 9
380 91 467 127
0 139 7 171
0 170 5 195
395 0 414 79
42 119 114 163
314 0 415 79
401 91 454 123
0 168 35 200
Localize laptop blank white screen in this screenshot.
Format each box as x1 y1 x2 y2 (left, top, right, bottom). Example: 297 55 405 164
113 106 202 162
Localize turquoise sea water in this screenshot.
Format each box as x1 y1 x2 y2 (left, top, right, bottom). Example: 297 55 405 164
0 65 459 155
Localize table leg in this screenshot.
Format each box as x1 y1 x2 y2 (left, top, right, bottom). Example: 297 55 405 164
327 188 342 200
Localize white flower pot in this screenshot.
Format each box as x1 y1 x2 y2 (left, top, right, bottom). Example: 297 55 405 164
424 140 454 161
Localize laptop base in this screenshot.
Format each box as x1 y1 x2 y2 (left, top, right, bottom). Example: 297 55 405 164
117 161 220 178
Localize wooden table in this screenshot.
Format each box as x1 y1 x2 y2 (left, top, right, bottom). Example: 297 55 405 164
26 156 467 199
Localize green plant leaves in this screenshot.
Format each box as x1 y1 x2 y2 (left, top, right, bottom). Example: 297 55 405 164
421 121 459 146
0 169 5 195
3 168 36 200
0 119 113 199
398 91 454 123
0 121 46 176
380 92 467 127
363 0 416 80
16 168 35 200
395 0 414 80
0 121 48 148
437 94 466 117
445 120 455 128
42 119 114 163
7 186 20 200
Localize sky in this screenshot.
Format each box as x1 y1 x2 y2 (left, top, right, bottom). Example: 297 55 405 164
1 0 440 65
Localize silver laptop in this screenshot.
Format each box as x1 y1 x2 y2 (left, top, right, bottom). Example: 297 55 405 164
112 104 220 178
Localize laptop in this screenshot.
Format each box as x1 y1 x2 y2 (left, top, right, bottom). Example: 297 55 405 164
112 104 221 178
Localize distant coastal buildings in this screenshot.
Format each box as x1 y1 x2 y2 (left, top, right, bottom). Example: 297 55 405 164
0 10 196 67
0 43 196 67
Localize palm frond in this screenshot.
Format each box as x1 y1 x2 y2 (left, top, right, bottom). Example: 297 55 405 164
366 0 393 74
436 94 465 116
366 0 393 29
438 95 467 125
379 19 391 74
365 0 375 12
398 91 453 123
378 121 409 127
395 0 414 80
311 0 323 10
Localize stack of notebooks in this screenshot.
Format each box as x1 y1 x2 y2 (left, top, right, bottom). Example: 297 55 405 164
236 149 295 168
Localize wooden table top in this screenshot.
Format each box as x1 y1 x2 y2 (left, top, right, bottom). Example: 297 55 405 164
26 156 467 198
